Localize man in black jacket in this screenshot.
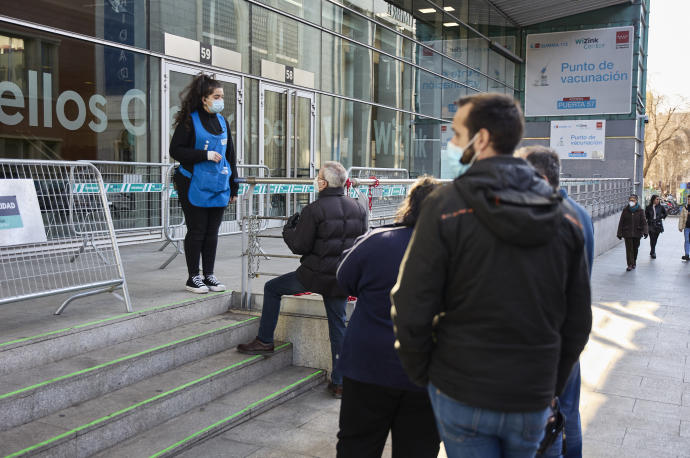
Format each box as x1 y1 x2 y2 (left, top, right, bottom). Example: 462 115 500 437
238 161 368 397
391 94 592 457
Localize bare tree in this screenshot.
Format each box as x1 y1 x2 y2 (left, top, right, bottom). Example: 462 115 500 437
644 91 690 179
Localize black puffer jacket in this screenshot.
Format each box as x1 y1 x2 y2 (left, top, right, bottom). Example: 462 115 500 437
617 205 648 238
391 155 592 412
645 204 666 233
283 187 368 297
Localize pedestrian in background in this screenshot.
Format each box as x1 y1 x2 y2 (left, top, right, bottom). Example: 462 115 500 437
170 73 239 294
335 176 441 458
518 146 593 458
645 195 666 259
617 194 648 271
391 93 592 458
679 202 690 261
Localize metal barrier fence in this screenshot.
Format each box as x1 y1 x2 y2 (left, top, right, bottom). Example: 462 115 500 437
0 159 132 314
238 176 430 308
347 167 409 227
81 161 170 241
159 163 269 269
561 178 633 219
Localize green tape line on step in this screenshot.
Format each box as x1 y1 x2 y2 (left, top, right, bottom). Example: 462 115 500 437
0 292 229 348
149 369 325 458
0 316 258 400
3 343 290 458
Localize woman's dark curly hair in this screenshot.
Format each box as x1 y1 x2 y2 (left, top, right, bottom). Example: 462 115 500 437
173 73 222 128
395 175 441 227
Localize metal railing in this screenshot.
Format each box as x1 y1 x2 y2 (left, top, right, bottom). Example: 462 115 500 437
0 159 132 314
158 163 270 269
561 178 633 220
238 176 432 308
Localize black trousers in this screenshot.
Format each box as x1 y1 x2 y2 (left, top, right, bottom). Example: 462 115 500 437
337 377 439 458
175 171 225 278
649 230 660 254
624 237 641 266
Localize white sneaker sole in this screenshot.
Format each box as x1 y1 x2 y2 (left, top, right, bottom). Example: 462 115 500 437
206 285 227 292
186 285 209 294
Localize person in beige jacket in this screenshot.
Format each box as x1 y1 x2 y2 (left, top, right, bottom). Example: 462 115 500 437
679 203 690 261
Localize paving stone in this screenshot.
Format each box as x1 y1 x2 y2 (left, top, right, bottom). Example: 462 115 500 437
623 427 690 457
176 437 260 458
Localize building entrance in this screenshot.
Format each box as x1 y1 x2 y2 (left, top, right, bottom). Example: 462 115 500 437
259 83 315 219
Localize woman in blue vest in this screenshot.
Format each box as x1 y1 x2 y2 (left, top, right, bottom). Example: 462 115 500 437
170 74 238 293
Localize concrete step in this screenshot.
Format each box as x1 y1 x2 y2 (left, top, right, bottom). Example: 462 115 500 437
0 291 233 376
95 366 326 458
0 344 294 458
0 312 259 431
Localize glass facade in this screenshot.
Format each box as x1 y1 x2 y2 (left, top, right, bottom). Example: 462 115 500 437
0 0 519 176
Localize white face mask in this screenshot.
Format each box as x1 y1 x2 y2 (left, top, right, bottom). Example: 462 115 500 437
446 134 479 178
629 201 636 207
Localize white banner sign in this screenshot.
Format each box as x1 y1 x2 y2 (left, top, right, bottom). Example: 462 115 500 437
0 179 47 246
550 120 606 160
525 27 634 116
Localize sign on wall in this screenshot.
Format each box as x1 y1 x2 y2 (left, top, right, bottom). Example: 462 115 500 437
550 120 606 160
0 180 47 246
525 27 634 116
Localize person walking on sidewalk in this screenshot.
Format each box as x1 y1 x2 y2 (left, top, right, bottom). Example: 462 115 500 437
237 162 368 398
617 194 648 271
391 93 592 458
680 202 690 261
645 195 667 259
335 176 441 458
170 73 239 294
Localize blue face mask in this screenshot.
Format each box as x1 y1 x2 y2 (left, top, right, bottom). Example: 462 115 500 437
208 99 224 114
447 134 478 178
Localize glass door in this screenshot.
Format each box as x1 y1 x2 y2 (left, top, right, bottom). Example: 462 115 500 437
259 83 315 220
163 62 243 232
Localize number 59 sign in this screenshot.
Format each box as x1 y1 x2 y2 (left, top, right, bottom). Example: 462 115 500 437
200 44 212 65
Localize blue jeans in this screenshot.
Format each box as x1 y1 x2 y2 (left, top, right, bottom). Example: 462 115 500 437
257 271 347 385
544 362 582 458
684 228 690 256
427 383 549 458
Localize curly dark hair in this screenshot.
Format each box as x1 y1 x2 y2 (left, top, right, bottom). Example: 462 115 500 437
173 73 222 128
395 176 441 227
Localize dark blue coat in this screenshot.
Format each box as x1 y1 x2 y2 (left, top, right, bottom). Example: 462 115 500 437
560 189 594 275
336 224 421 391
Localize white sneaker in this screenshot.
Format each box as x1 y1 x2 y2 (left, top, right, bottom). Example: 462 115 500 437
186 275 209 293
203 274 227 292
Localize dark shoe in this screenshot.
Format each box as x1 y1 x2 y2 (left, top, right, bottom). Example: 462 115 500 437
203 274 227 292
237 338 274 355
185 275 209 294
651 253 656 259
683 255 690 261
327 381 343 399
632 264 636 269
626 266 633 271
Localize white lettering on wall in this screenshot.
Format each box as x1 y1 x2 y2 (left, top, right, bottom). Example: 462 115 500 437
0 71 147 136
56 90 86 131
374 121 393 156
88 95 108 133
121 89 146 136
0 81 24 126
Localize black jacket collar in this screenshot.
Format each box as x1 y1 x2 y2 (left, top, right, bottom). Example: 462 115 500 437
319 187 345 198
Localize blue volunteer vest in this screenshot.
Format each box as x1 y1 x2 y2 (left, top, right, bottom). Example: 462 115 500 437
179 111 231 207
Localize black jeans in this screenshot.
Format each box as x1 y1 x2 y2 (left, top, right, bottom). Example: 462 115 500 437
337 377 439 458
649 230 660 254
624 237 641 266
175 171 225 278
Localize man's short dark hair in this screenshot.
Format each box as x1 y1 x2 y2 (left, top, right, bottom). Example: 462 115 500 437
517 145 561 188
455 93 524 155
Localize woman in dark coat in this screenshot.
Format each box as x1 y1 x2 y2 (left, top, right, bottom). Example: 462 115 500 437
617 194 648 271
170 74 239 293
645 194 667 259
335 176 441 458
